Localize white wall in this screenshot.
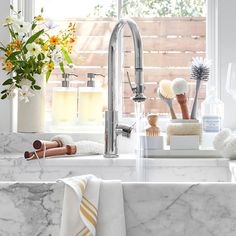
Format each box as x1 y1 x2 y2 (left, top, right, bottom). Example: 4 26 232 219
218 0 236 129
0 0 13 132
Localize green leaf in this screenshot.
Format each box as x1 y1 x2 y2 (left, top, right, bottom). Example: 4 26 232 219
1 90 7 94
34 85 41 90
59 62 65 74
2 78 13 86
37 53 45 61
61 48 72 64
8 26 16 39
1 94 7 99
0 47 6 52
10 4 13 10
25 29 44 46
32 23 37 30
46 70 51 82
7 50 21 60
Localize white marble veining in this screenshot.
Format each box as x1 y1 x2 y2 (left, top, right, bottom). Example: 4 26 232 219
0 153 231 182
0 182 63 236
1 182 236 236
124 183 236 236
0 133 234 235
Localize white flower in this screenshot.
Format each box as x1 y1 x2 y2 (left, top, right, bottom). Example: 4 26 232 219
52 52 63 64
44 20 58 30
3 16 14 26
26 43 41 58
12 18 31 34
19 85 34 103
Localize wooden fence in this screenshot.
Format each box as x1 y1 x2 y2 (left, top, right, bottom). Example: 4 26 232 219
47 17 206 116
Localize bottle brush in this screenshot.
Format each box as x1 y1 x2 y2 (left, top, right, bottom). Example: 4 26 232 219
190 57 211 119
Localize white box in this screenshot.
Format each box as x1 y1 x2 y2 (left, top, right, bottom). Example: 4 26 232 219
170 135 199 150
140 136 164 150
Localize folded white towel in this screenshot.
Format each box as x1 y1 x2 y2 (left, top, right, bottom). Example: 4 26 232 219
51 135 104 155
59 175 126 236
59 175 101 236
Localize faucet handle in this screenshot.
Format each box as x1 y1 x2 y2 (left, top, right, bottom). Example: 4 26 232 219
126 71 136 93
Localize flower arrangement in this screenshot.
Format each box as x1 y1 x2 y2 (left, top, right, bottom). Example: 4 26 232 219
0 5 76 102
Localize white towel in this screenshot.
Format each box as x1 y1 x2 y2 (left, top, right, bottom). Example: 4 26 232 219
96 180 126 236
59 175 126 236
59 175 101 236
51 135 104 155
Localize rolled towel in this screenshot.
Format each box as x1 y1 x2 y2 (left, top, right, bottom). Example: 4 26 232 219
213 128 231 151
212 128 236 159
222 136 236 159
51 135 74 146
51 135 104 155
76 141 104 155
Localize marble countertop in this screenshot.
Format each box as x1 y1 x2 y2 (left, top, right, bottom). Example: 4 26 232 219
1 182 236 235
0 153 229 167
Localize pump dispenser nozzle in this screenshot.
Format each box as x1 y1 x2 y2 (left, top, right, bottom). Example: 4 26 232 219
87 73 105 87
62 73 78 87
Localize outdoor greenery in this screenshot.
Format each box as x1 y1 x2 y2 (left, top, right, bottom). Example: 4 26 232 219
91 0 205 17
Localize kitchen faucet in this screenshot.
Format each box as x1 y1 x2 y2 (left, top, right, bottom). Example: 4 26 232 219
104 18 146 158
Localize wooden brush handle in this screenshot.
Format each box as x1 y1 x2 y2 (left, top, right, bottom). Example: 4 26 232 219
25 145 77 160
176 94 190 119
33 140 63 150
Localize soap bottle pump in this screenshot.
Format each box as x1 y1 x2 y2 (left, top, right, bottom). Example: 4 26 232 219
78 73 105 125
52 73 78 125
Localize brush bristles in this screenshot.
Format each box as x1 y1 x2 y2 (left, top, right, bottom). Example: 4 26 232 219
191 57 211 81
159 80 175 99
172 78 188 95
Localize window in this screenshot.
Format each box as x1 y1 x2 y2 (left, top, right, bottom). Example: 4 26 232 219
121 0 206 117
35 0 206 130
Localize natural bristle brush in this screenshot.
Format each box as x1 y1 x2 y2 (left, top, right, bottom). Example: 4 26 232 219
145 114 160 136
172 78 189 119
158 80 177 119
190 57 211 119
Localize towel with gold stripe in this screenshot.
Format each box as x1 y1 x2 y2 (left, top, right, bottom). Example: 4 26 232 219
59 175 101 236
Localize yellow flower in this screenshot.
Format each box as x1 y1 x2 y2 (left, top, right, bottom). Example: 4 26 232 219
12 39 22 50
6 49 13 57
49 36 59 45
47 61 54 71
2 61 13 71
42 44 49 51
34 15 44 22
69 37 75 44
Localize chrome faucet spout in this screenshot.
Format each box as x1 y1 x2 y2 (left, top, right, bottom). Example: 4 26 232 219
104 18 146 158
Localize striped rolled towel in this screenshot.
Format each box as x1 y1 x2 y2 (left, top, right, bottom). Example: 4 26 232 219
59 175 101 236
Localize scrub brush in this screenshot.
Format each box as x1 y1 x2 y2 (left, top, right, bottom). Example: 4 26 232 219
172 78 189 119
190 57 211 119
158 80 176 119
